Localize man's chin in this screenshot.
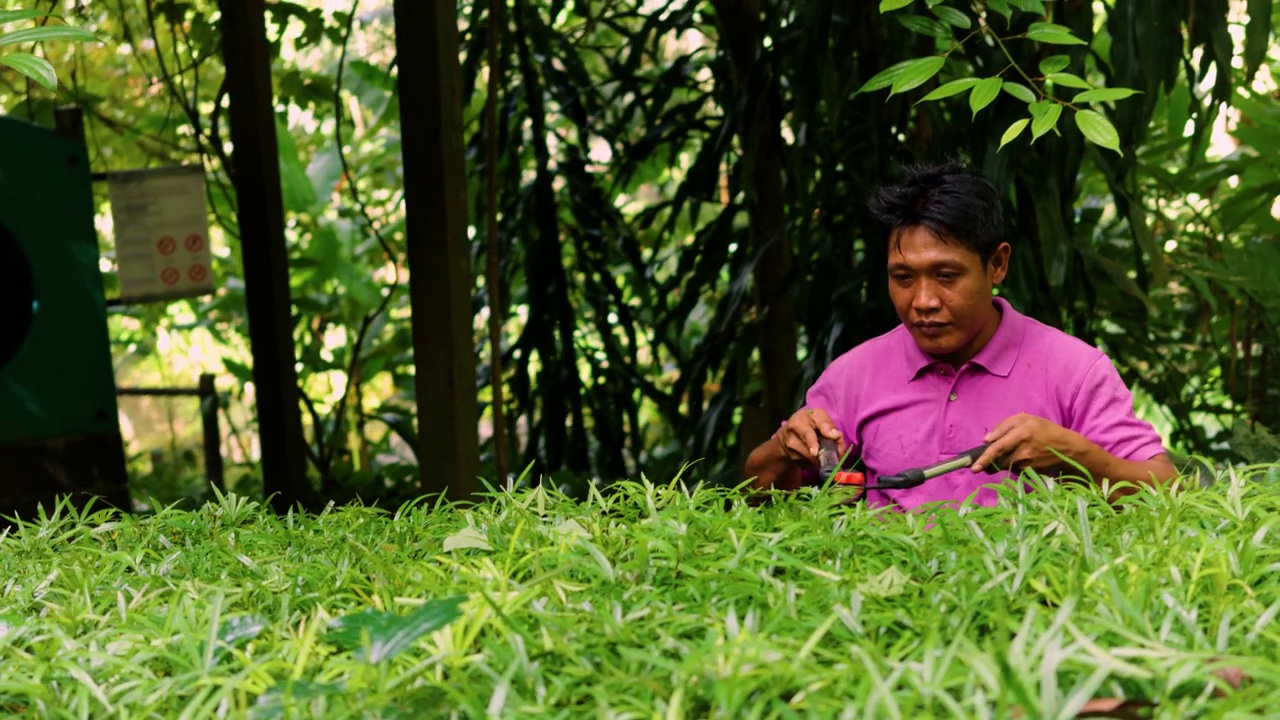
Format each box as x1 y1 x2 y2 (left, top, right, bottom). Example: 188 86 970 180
910 331 960 357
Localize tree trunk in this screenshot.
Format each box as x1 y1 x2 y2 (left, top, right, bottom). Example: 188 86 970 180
712 0 800 444
392 0 482 501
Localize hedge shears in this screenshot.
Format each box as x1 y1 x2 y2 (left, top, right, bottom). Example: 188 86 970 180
818 437 991 495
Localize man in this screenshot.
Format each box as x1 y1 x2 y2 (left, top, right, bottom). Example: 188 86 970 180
743 163 1176 508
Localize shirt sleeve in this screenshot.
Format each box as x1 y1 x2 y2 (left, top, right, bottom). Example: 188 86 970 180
1068 355 1168 461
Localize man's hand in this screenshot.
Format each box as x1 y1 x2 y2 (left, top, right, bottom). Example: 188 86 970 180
775 407 845 467
969 413 1083 475
969 412 1179 500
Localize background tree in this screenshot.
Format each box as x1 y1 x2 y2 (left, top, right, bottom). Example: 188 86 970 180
2 0 1274 505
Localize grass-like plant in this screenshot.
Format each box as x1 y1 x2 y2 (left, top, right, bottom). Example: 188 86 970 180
1 465 1276 717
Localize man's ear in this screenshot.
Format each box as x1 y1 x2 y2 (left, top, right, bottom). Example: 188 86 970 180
988 242 1011 285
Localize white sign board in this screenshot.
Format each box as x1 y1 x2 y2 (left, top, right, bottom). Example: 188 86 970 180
107 165 215 303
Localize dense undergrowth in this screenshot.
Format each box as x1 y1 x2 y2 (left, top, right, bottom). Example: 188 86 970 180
1 466 1278 718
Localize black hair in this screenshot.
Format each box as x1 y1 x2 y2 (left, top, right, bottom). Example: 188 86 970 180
867 162 1004 261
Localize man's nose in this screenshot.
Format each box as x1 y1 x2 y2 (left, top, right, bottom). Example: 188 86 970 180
913 280 942 311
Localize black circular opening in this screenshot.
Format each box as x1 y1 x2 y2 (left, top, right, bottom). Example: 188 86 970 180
0 221 36 371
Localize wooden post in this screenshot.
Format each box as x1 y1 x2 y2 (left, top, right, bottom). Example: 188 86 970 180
392 0 482 500
217 0 316 511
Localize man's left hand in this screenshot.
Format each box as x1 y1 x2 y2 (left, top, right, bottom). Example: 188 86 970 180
970 413 1085 475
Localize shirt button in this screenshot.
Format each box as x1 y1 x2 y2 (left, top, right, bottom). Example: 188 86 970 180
948 392 957 402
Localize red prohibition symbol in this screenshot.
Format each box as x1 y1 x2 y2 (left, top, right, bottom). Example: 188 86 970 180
160 267 181 286
187 264 208 283
157 236 177 255
184 233 204 252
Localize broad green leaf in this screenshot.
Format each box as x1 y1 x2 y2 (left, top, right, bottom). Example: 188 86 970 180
998 119 1030 151
1001 82 1037 103
551 518 591 539
969 77 1003 117
1027 22 1075 34
1073 87 1140 103
1030 102 1062 140
855 59 915 94
985 0 1012 20
1074 109 1122 155
896 15 954 38
1025 24 1086 45
0 10 49 25
880 0 914 11
443 526 491 551
275 117 317 213
1038 55 1070 75
1047 72 1092 89
327 596 466 664
889 56 945 96
0 51 55 90
930 5 972 28
1011 0 1047 13
918 77 981 102
0 25 99 47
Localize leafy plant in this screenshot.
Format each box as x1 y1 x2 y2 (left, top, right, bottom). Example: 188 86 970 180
860 0 1141 154
0 8 98 91
0 472 1277 715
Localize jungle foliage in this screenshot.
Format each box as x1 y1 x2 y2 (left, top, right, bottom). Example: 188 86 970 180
1 0 1277 503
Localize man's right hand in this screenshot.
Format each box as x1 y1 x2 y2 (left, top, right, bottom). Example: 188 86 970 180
774 407 845 467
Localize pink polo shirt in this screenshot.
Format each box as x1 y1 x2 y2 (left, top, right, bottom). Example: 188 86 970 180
804 297 1167 510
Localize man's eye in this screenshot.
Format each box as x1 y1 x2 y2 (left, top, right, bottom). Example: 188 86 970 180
892 275 912 283
937 273 957 281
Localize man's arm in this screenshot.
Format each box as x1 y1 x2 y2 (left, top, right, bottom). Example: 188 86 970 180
969 413 1178 500
743 436 804 491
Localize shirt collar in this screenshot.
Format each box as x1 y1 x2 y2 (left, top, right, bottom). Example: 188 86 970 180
903 295 1025 379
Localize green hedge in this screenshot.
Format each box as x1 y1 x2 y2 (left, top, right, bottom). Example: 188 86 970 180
1 468 1277 718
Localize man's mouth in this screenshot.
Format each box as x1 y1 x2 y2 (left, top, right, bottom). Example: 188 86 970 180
914 322 948 338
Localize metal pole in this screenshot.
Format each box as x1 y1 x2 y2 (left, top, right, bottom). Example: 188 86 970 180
217 0 315 511
198 374 225 492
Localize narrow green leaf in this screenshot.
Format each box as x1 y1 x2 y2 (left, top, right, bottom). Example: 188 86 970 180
889 56 946 96
1030 103 1063 140
1038 55 1070 75
1075 109 1122 155
855 59 915 95
969 77 1003 117
1243 0 1272 82
1073 87 1141 103
1025 27 1086 45
918 77 981 103
0 51 55 90
896 15 954 38
930 5 972 28
1047 72 1092 89
998 119 1030 151
0 25 99 47
1001 82 1037 103
880 0 915 11
0 10 50 25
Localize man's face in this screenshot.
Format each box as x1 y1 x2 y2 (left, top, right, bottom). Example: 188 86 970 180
887 225 1011 366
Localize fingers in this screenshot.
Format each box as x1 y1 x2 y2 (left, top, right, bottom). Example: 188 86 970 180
780 408 843 464
970 442 1005 473
983 413 1025 444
